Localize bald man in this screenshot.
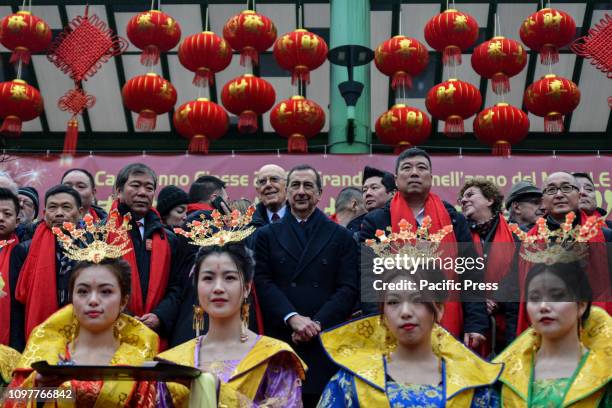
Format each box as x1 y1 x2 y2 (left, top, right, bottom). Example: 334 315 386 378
252 164 288 226
0 172 18 195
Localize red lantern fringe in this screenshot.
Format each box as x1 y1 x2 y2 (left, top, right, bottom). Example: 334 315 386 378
540 44 560 66
240 47 259 66
442 46 462 67
141 45 161 67
544 113 564 133
0 115 22 137
492 141 511 157
394 141 412 154
193 68 214 88
288 134 308 153
188 135 210 154
444 115 464 136
391 72 413 90
63 118 79 156
238 110 258 133
137 109 158 131
10 47 31 65
292 66 310 85
491 73 510 95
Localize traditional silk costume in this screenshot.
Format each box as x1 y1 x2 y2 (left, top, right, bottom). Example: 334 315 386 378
157 335 306 407
5 305 160 407
317 315 502 407
0 233 19 346
0 344 20 386
494 306 611 407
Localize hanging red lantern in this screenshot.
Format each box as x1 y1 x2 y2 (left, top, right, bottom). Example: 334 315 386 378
375 104 431 153
0 79 43 137
425 78 482 136
270 96 325 153
424 9 479 67
471 36 527 95
223 10 277 66
221 74 275 134
473 103 529 156
0 11 51 66
374 35 429 90
173 98 228 154
122 73 177 131
273 29 328 85
524 74 580 133
520 8 576 65
126 9 181 67
178 31 232 88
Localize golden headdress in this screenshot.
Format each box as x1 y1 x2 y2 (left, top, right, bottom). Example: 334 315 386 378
0 239 14 297
509 212 604 265
365 216 454 259
52 209 132 263
173 207 256 247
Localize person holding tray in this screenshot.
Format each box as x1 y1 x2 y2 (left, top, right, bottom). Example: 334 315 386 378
157 207 307 407
4 210 167 407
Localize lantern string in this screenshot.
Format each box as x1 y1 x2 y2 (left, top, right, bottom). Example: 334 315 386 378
398 4 402 36
205 5 209 31
297 2 302 29
16 59 23 80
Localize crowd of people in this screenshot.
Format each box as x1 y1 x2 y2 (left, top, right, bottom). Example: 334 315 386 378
0 147 610 407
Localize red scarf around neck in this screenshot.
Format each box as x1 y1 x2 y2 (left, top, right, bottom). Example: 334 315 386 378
186 203 214 214
471 214 516 284
0 233 18 345
88 207 101 222
110 200 171 316
15 223 58 338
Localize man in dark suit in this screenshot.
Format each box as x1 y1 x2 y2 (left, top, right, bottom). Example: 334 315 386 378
251 164 288 227
254 164 358 407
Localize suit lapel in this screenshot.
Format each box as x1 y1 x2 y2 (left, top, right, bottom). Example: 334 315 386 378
293 210 336 280
272 217 302 263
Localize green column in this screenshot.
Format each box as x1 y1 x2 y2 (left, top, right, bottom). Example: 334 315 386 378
328 0 371 153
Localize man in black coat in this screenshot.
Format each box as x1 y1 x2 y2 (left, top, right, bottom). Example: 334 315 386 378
251 164 288 227
254 164 358 407
360 148 489 349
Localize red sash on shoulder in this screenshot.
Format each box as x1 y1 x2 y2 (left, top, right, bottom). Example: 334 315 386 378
88 207 101 222
15 224 58 338
186 203 214 214
390 192 462 336
0 233 18 345
471 214 516 284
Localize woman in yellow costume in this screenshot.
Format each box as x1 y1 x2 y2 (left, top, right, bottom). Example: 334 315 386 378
158 209 306 407
318 219 503 407
494 261 611 407
4 211 161 407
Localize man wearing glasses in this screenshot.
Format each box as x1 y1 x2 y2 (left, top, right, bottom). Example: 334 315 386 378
252 164 288 226
572 172 612 229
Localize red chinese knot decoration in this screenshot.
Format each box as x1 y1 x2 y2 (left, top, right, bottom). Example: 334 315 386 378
178 31 232 88
524 74 580 133
173 98 229 154
223 10 277 66
58 88 96 155
571 13 612 77
473 103 530 156
424 9 479 67
520 8 576 66
0 11 51 66
425 79 482 136
374 35 429 90
122 73 177 131
270 96 325 153
471 36 527 95
273 29 328 85
126 10 181 67
0 79 43 137
221 74 276 134
375 104 431 153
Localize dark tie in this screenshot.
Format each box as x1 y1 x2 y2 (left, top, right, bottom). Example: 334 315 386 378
271 213 280 223
136 220 144 239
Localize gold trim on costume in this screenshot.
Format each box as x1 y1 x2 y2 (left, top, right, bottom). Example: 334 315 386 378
174 207 256 247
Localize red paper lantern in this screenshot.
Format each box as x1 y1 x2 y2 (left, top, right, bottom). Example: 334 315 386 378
520 8 576 65
126 10 181 67
173 98 228 154
178 31 232 88
473 103 530 156
375 104 431 153
273 29 328 85
270 96 325 153
374 35 429 90
0 79 43 136
0 11 51 65
425 79 482 136
471 36 527 95
424 9 479 67
524 74 580 133
223 10 277 66
221 74 275 134
122 73 177 131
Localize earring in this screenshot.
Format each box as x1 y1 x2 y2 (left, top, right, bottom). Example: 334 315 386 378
379 316 396 361
193 305 205 337
240 301 250 343
577 315 585 350
531 328 541 355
